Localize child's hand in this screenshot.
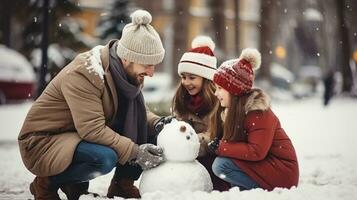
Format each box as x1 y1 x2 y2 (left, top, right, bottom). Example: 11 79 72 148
207 137 220 155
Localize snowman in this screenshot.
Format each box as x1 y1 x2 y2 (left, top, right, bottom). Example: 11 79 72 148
139 119 213 195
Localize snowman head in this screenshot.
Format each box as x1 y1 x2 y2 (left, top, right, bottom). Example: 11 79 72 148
157 119 200 162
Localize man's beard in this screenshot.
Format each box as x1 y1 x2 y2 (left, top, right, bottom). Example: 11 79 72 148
124 63 144 86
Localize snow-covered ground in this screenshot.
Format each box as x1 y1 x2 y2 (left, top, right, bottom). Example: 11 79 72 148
0 97 357 200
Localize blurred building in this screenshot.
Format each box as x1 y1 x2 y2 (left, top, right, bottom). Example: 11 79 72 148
70 0 357 94
73 0 114 37
134 0 261 83
73 0 261 85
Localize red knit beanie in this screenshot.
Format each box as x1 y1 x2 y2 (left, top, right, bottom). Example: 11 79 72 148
213 48 261 96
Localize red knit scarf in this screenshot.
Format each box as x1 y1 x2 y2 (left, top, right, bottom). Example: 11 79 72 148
187 94 210 116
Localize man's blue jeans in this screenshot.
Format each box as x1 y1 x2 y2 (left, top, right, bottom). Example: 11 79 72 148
49 141 141 188
212 157 259 190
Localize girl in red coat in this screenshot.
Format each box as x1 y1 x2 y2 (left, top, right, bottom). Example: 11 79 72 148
208 48 299 191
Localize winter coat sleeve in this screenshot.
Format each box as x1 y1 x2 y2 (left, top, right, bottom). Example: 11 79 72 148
61 71 134 165
217 110 277 161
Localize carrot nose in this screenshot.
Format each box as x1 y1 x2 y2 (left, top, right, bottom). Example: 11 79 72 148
180 126 186 133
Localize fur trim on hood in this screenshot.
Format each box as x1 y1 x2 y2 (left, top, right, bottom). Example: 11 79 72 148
245 88 271 113
220 88 270 122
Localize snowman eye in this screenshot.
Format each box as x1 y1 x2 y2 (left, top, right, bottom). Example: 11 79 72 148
186 135 190 140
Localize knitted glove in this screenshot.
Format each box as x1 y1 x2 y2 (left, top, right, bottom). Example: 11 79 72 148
198 133 210 157
135 144 164 170
207 137 220 155
154 116 175 134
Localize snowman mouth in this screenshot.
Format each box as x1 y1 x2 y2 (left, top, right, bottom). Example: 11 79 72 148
186 135 190 140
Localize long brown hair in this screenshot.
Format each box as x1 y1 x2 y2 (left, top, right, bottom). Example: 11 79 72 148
172 79 217 117
209 90 253 142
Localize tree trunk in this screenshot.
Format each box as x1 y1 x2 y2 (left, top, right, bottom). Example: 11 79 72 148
209 0 226 54
344 0 357 92
259 0 277 81
321 0 339 73
172 0 189 85
37 0 49 98
234 0 240 54
0 0 13 47
336 0 353 92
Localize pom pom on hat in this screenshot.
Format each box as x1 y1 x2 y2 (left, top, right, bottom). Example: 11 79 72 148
131 10 152 25
191 36 216 51
239 48 261 70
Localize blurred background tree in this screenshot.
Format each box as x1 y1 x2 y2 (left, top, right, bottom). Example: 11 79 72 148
97 0 130 43
0 0 94 80
0 0 356 108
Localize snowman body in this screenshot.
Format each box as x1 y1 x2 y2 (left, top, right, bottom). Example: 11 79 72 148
139 120 213 194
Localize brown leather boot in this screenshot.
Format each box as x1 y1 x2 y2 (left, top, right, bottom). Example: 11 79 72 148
29 176 61 200
60 182 99 200
107 178 141 199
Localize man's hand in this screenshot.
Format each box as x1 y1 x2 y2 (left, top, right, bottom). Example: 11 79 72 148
135 144 164 170
207 137 220 155
154 116 175 134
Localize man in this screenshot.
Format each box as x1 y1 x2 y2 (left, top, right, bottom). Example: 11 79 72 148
18 9 169 200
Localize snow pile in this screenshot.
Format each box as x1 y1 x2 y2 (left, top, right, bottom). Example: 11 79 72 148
0 102 32 141
85 45 105 81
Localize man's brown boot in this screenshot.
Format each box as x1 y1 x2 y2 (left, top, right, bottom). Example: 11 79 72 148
60 182 98 200
29 176 61 200
107 178 141 199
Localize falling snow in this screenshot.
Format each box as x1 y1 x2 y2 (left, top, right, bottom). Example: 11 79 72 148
1 98 357 199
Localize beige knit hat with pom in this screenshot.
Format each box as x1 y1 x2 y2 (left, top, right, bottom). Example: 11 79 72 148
116 10 165 65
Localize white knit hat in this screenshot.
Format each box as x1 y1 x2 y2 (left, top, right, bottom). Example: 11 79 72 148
177 36 217 80
116 10 165 65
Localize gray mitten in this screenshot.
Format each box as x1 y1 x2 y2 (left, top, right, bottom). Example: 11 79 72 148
135 144 164 170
